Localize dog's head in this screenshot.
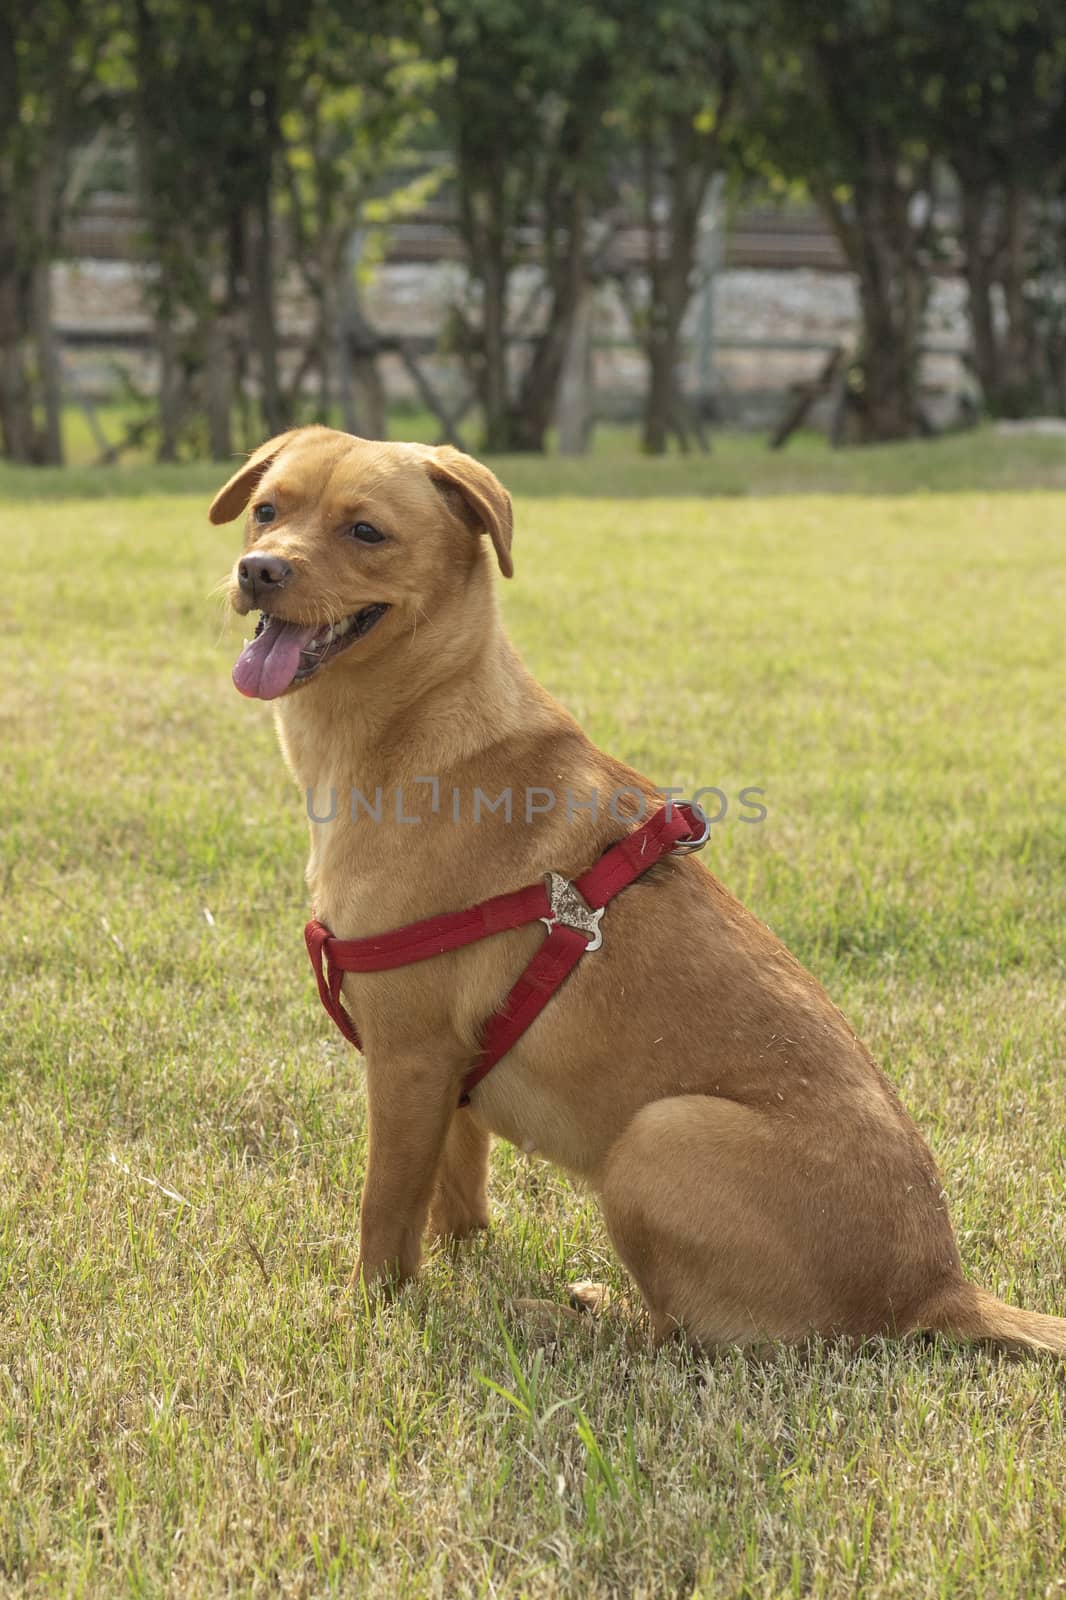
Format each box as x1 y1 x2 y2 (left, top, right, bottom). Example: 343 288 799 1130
211 427 513 700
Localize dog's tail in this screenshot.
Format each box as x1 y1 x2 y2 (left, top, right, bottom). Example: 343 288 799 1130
923 1282 1066 1357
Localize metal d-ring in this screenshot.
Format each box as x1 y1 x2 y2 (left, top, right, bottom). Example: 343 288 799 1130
671 799 711 855
540 872 605 951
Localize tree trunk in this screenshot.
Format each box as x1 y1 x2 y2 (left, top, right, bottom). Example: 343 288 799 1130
335 251 357 435
642 307 681 454
204 311 233 459
335 330 356 434
451 42 609 454
0 13 33 461
956 168 1042 418
509 293 583 451
824 165 927 442
0 247 33 462
453 87 524 453
352 348 386 440
28 155 62 464
642 249 693 454
317 268 336 424
29 256 62 464
959 177 999 409
507 304 578 452
508 174 590 453
316 311 333 423
341 261 388 440
156 316 181 462
247 189 283 434
475 195 511 453
638 113 720 456
855 288 920 439
0 341 33 461
556 284 593 455
225 214 254 447
0 145 66 466
998 183 1035 414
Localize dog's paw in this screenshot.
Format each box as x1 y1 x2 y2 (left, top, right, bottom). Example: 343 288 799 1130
347 1257 413 1306
427 1210 490 1249
568 1280 613 1317
511 1297 590 1343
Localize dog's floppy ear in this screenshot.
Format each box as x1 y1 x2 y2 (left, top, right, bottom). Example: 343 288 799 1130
208 430 301 525
428 446 514 578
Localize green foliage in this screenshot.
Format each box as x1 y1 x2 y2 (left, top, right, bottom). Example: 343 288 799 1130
7 0 1066 461
128 0 305 312
278 22 446 290
432 0 622 261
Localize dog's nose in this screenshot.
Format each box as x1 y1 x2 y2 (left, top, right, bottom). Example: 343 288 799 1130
238 553 292 599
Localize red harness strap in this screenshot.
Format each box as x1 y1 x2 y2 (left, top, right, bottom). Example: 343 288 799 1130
304 801 708 1104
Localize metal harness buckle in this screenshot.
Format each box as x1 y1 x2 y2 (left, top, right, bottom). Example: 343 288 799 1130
670 800 711 855
540 872 605 952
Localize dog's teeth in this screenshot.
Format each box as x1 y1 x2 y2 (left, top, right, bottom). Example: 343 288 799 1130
308 613 361 652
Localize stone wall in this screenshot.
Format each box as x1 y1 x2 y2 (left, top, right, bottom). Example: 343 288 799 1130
53 255 975 431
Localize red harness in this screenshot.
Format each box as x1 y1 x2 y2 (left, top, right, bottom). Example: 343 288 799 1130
304 801 709 1105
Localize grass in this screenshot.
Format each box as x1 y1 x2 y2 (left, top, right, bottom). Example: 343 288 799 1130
2 431 1065 1597
11 408 1066 502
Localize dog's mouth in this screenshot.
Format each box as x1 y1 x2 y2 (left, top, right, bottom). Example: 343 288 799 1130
233 604 390 700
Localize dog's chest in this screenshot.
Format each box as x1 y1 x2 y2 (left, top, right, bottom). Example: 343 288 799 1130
470 1059 594 1177
304 828 410 936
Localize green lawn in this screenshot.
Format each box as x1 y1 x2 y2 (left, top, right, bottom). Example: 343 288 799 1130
2 434 1064 1597
11 411 1066 502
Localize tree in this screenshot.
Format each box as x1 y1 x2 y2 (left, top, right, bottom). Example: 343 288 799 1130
925 1 1066 416
613 0 749 454
129 0 306 459
756 2 943 442
278 16 444 438
433 0 621 452
0 2 115 463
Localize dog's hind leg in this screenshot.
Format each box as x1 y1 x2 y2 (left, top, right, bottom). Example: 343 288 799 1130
596 1095 877 1349
428 1113 491 1245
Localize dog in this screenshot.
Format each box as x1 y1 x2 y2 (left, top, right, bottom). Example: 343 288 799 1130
212 425 1065 1355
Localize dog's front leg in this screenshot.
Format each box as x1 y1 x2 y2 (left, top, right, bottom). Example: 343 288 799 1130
428 1113 491 1245
353 1053 458 1294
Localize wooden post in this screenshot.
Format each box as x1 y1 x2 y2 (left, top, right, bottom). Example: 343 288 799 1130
769 345 845 451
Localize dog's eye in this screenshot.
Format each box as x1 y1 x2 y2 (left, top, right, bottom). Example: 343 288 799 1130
253 504 276 525
350 522 385 545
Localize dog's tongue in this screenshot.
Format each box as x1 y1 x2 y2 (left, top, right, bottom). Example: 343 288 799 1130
233 617 320 699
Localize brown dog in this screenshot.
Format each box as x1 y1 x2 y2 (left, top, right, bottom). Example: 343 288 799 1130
212 425 1065 1355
